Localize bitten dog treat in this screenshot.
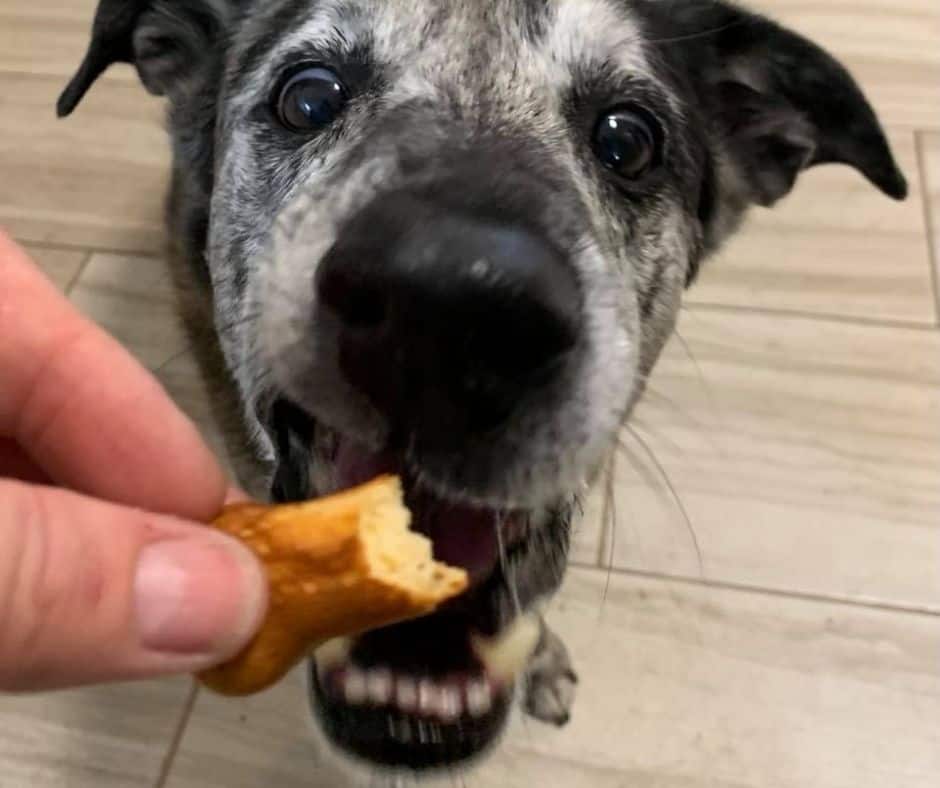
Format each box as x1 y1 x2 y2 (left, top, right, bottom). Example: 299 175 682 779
197 476 468 696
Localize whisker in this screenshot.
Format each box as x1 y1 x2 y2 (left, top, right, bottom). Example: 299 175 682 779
601 448 618 608
645 4 751 47
495 512 523 619
646 19 749 46
628 414 684 457
641 386 702 434
672 327 712 403
629 417 722 500
638 388 727 462
673 314 731 430
618 426 704 576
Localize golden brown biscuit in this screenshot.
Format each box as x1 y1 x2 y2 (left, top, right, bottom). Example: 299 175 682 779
197 476 468 696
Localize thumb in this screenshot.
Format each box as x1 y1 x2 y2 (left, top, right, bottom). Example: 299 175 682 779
0 479 268 692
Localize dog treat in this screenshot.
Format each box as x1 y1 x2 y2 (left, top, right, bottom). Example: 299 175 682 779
197 476 468 696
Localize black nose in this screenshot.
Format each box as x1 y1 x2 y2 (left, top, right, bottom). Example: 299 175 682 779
315 196 581 446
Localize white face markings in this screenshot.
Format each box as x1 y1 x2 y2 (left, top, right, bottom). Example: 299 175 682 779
232 0 657 110
213 0 690 505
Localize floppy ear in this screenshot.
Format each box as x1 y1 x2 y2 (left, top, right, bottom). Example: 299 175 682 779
57 0 233 117
666 1 907 205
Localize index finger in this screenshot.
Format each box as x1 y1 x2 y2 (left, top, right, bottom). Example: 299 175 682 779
0 232 229 522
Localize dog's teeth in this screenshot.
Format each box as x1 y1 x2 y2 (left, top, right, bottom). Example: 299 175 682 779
313 637 352 675
343 667 367 705
366 669 393 705
396 677 418 712
417 679 439 716
438 686 463 721
466 680 493 718
387 716 413 743
416 719 433 744
471 613 541 683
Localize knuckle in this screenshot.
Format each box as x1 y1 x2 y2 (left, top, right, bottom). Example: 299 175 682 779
0 483 52 664
0 482 42 683
0 483 111 687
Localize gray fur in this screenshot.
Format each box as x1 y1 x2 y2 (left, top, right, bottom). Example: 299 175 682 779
523 619 579 726
60 0 905 775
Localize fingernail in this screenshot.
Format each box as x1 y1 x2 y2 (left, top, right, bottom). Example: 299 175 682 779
134 538 266 656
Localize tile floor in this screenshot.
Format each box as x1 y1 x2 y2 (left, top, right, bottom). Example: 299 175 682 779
1 1 939 786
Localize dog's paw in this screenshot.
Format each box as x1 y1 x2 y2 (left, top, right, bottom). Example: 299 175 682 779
522 620 578 727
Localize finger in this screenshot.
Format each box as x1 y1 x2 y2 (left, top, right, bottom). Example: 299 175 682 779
0 479 268 692
0 232 228 522
0 438 52 485
225 486 251 505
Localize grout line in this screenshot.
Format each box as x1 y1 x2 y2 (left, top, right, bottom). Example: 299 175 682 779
914 131 940 328
0 67 140 86
682 301 938 332
153 680 201 788
594 525 610 570
150 344 195 376
17 237 163 259
570 563 940 620
63 250 94 296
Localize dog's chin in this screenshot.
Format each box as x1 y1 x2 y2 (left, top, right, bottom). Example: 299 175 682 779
279 421 545 772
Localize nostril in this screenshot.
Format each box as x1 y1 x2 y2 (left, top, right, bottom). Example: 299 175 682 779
341 284 388 328
459 372 520 432
317 261 388 329
471 303 579 380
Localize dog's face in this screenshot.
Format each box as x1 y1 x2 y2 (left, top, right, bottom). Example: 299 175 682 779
62 0 905 777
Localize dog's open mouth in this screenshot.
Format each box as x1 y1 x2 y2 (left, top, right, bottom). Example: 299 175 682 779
309 610 540 769
271 403 541 769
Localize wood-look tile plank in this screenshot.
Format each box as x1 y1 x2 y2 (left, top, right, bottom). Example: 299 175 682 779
69 252 187 371
164 568 940 788
0 71 168 252
609 309 940 611
0 679 192 788
151 349 240 482
0 1 130 81
919 133 940 322
66 252 242 479
690 132 935 323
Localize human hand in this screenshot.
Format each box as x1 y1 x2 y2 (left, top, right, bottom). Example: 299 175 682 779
0 232 267 692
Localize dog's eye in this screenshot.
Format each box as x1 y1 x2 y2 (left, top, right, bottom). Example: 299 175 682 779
592 106 661 179
276 66 348 131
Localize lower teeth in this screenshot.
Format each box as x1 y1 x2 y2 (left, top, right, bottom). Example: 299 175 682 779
326 668 496 721
313 614 541 720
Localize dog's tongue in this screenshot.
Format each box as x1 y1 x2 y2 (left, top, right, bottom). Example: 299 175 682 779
416 498 503 584
335 440 501 584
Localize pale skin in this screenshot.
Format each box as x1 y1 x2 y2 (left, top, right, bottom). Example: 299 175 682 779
0 232 268 692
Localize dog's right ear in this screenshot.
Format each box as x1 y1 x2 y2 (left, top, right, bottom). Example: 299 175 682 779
57 0 233 117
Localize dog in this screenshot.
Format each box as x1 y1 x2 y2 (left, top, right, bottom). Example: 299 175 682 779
59 0 906 780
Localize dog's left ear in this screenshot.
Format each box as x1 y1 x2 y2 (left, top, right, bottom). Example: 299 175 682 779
684 3 908 205
57 0 233 117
